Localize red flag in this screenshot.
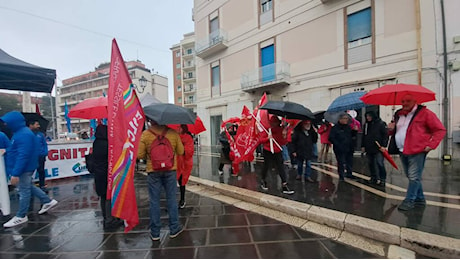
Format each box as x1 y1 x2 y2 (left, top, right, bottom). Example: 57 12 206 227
228 106 262 173
35 103 41 115
253 93 270 136
107 39 145 232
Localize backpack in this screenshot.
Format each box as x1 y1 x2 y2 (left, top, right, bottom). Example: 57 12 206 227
149 128 174 171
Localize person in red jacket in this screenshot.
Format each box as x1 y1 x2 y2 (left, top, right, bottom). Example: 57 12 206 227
176 125 194 209
260 115 294 195
317 121 332 162
387 94 446 211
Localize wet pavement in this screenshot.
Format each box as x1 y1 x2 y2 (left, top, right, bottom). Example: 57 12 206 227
0 174 379 258
195 146 460 240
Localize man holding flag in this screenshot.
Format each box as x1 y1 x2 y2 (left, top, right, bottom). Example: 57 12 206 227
107 39 145 232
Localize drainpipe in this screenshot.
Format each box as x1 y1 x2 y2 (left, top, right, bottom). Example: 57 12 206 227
415 0 422 85
440 0 450 158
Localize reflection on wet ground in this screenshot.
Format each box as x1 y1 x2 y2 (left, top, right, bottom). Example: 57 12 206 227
195 146 460 239
0 175 379 258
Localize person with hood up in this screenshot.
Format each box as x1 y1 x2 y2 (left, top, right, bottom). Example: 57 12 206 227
361 111 388 187
328 113 358 181
91 124 123 229
176 125 194 209
1 111 57 228
291 120 318 183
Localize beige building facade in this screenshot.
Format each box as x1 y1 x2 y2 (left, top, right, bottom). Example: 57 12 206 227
171 32 198 113
56 61 168 134
193 0 460 158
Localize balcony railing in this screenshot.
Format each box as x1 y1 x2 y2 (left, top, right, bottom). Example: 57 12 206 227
184 99 196 105
241 61 291 91
195 29 228 58
184 86 196 93
183 74 196 81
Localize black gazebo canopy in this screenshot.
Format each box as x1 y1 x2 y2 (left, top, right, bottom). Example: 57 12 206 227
0 48 56 93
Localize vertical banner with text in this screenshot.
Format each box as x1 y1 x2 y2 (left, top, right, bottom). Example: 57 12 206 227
107 39 145 232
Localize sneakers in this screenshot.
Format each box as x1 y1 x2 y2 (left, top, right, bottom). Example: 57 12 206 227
38 199 58 214
367 178 378 185
169 226 184 238
179 200 186 209
260 181 268 191
218 170 223 175
3 216 28 228
397 200 415 211
150 233 160 241
282 184 295 195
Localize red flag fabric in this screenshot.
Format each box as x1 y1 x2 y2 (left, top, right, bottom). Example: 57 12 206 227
107 39 145 232
35 103 41 115
254 93 270 135
228 106 262 174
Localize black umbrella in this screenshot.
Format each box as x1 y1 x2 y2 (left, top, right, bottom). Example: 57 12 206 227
259 101 314 120
143 103 196 125
313 110 325 126
22 112 49 133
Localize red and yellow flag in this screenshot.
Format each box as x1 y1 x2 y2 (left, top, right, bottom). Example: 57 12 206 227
107 39 145 232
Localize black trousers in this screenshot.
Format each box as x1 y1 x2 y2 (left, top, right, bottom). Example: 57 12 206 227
261 150 287 183
334 151 353 178
37 155 46 187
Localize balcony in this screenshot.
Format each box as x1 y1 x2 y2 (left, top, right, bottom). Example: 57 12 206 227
184 99 196 106
195 29 228 58
184 86 196 93
241 61 291 92
183 74 196 82
183 62 195 70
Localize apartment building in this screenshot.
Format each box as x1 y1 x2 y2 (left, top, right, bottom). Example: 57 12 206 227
56 61 168 134
171 32 198 113
193 0 460 158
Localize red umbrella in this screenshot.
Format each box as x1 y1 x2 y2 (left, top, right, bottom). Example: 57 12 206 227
375 141 398 170
221 117 240 128
68 96 108 119
168 116 206 135
360 84 436 105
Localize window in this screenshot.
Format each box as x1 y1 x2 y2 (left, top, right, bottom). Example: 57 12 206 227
189 84 194 89
346 7 373 65
176 74 181 80
187 61 192 67
178 97 182 103
259 0 273 26
211 65 220 97
175 51 180 57
188 72 193 78
177 85 181 91
176 63 181 69
347 8 371 45
187 48 193 55
261 0 273 13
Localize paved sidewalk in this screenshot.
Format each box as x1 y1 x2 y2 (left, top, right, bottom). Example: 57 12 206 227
0 175 378 259
195 146 460 239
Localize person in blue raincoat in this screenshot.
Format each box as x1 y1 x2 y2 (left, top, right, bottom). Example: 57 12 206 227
1 111 57 228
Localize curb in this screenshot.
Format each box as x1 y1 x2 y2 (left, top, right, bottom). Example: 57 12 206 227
188 176 460 259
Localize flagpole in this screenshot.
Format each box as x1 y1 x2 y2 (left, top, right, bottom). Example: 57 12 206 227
249 111 283 151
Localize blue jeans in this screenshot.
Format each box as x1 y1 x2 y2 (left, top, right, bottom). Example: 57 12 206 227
297 157 311 177
400 153 426 202
367 152 387 181
147 171 181 237
281 145 289 161
17 171 51 218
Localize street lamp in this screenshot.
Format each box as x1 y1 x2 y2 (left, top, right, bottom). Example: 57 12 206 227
134 75 148 93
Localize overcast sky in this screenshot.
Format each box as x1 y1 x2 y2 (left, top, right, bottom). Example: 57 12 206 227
0 0 194 102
